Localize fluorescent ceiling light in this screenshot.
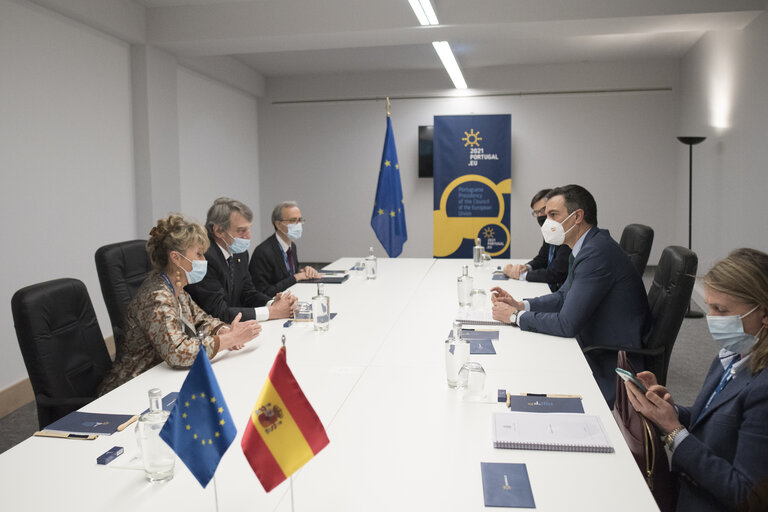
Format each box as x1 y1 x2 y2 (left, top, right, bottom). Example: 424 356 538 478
408 0 439 25
432 41 467 89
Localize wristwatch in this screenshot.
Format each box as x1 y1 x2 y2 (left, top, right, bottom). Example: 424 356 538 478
511 310 520 327
663 425 685 448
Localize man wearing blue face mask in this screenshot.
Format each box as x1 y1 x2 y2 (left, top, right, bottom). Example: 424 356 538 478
249 201 319 296
491 184 652 405
186 197 296 324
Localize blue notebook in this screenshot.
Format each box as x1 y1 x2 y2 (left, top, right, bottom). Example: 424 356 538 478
449 329 498 354
507 395 584 414
44 412 136 435
480 462 536 508
492 273 509 281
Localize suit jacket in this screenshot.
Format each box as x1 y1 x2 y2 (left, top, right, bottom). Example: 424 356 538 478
518 228 652 405
525 240 571 291
249 233 299 297
672 357 768 512
185 234 271 323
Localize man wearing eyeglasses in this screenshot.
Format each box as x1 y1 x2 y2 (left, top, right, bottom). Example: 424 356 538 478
249 201 319 296
503 188 571 291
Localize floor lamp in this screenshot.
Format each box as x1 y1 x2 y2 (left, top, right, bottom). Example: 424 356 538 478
678 136 706 318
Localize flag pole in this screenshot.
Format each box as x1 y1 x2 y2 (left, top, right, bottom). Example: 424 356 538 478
385 97 391 118
290 475 296 512
213 475 220 512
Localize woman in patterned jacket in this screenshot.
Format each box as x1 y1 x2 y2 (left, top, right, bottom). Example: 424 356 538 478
98 214 262 395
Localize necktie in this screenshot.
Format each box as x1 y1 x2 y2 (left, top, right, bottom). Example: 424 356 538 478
286 247 296 274
226 256 234 281
547 245 555 266
564 253 575 288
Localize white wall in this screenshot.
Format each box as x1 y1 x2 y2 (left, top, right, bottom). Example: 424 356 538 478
679 11 768 272
0 0 135 389
177 67 261 231
258 66 681 264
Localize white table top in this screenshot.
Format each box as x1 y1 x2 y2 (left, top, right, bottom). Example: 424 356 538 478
0 257 658 511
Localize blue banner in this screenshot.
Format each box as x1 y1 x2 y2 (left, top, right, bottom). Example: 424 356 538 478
433 115 511 258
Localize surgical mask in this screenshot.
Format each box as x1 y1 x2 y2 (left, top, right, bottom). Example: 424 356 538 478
706 305 764 354
225 232 250 254
285 223 303 241
176 253 208 285
536 215 547 227
541 211 577 246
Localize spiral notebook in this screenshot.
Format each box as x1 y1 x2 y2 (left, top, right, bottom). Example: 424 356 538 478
455 309 510 326
492 412 614 453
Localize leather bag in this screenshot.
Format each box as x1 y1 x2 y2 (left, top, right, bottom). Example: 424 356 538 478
613 351 678 512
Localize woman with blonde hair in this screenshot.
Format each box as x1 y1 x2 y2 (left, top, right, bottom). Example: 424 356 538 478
627 248 768 511
98 214 261 394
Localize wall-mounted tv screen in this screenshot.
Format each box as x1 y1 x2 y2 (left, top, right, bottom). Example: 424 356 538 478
418 125 434 178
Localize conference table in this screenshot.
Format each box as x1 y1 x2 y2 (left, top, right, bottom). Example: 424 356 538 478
0 258 658 511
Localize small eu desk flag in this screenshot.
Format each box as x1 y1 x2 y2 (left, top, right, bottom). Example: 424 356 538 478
371 115 408 257
159 350 236 488
241 346 329 492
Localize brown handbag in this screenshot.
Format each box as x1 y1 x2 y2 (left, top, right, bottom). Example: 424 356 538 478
613 351 678 512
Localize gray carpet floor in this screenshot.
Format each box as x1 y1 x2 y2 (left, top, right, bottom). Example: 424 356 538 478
0 266 716 454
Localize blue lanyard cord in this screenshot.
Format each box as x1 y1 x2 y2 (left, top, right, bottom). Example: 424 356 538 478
703 356 740 412
160 273 175 295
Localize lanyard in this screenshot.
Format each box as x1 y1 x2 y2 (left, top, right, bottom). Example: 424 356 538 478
160 273 198 337
701 356 740 414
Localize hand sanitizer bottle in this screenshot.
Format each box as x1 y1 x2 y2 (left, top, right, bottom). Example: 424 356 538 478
445 321 470 388
365 246 377 280
135 388 174 482
457 265 473 307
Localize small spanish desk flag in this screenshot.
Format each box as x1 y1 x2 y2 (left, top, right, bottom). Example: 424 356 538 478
159 350 236 488
241 346 329 492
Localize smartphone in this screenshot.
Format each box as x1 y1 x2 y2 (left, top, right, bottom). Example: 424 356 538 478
615 368 648 393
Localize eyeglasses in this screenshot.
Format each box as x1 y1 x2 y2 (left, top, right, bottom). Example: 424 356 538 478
530 207 546 217
280 217 306 225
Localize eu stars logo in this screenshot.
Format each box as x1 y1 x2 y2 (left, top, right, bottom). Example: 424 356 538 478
159 351 237 488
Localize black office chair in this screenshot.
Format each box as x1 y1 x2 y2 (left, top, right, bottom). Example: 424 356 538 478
620 224 654 277
95 239 150 352
12 278 113 429
583 245 697 386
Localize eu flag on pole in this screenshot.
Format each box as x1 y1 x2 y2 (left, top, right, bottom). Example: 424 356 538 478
371 115 407 257
159 350 236 488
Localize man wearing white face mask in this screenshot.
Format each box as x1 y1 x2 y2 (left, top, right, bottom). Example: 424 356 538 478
491 184 652 405
186 197 296 324
249 201 319 296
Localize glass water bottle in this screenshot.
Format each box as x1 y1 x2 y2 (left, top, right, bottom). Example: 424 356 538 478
365 246 377 280
457 265 473 307
312 283 330 331
473 237 484 267
135 388 175 482
445 321 470 388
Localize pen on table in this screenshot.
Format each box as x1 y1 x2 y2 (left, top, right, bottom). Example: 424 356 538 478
521 393 583 399
34 431 98 440
117 415 139 432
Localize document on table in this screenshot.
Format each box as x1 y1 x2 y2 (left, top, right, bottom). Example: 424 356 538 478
492 412 614 453
455 309 510 326
480 462 535 508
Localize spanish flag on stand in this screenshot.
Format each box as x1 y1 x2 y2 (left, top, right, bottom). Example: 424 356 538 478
241 346 329 492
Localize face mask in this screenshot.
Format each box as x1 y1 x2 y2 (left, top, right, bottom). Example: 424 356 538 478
541 211 577 246
225 232 250 254
706 305 764 354
285 223 303 241
536 215 547 227
176 253 208 285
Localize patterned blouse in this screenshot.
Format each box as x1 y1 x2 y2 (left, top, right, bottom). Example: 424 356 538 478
98 272 226 395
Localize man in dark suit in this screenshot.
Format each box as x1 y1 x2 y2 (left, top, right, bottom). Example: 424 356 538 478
503 188 571 291
249 201 319 296
186 197 295 323
492 184 652 405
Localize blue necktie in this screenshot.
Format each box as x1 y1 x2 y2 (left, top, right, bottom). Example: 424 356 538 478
547 245 555 266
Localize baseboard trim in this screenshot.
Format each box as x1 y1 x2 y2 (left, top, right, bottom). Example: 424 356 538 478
0 379 34 419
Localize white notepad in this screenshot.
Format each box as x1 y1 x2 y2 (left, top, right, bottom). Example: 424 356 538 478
492 412 614 453
455 309 510 326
